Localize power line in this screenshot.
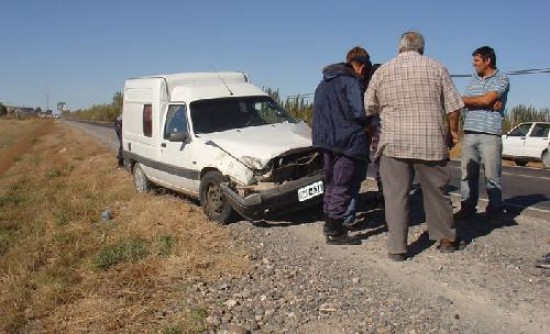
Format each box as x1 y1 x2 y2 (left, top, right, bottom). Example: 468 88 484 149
451 67 550 78
283 67 550 99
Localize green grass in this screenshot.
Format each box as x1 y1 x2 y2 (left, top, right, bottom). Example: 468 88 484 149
161 325 184 334
46 168 62 178
156 234 176 256
94 238 150 270
0 193 24 207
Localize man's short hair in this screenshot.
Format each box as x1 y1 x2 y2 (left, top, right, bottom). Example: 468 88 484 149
346 46 370 66
472 46 497 68
398 31 425 54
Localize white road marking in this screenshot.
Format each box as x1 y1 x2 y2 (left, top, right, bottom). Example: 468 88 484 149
448 192 550 214
450 165 550 181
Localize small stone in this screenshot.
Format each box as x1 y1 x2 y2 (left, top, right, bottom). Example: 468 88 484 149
101 209 112 222
319 303 338 313
206 314 221 326
218 324 250 334
454 314 460 320
223 299 239 309
352 277 360 284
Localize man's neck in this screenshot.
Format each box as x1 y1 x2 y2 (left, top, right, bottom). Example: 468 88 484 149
482 68 497 78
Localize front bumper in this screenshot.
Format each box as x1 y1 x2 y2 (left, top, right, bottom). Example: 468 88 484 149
220 173 324 221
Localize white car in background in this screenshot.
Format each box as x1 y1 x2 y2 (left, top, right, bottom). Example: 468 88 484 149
502 122 550 168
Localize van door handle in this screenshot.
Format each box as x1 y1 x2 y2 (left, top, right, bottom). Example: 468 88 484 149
161 143 166 148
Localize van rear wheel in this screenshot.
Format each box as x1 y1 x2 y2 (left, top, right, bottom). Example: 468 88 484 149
133 163 152 193
199 171 235 224
514 159 528 167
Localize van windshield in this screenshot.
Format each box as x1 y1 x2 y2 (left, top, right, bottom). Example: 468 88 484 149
190 96 296 134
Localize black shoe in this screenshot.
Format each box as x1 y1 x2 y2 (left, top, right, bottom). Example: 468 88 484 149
388 253 407 262
326 233 362 245
324 216 361 245
438 239 459 253
453 208 476 220
485 208 506 226
372 192 385 209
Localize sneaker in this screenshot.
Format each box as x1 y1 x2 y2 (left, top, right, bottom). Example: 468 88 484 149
326 233 361 245
534 253 550 269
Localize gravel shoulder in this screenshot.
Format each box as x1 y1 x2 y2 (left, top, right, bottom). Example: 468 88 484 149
191 198 549 334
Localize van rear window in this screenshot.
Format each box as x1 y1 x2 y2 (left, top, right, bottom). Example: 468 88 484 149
143 104 152 137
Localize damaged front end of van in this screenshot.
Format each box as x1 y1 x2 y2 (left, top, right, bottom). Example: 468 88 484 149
202 122 324 221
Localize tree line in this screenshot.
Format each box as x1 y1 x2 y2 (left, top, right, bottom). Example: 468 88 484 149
63 90 549 133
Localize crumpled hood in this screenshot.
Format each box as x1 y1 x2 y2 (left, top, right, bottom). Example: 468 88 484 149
201 122 313 170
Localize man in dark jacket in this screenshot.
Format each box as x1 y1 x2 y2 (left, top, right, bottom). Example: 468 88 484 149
114 114 123 168
312 54 371 245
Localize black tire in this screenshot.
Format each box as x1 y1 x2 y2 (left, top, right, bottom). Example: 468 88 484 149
514 159 528 167
199 171 235 224
542 151 550 169
133 163 153 193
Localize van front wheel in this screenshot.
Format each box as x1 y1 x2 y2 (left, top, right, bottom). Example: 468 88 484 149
133 163 152 193
199 171 235 224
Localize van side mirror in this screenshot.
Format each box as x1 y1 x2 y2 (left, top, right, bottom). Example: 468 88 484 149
168 132 188 142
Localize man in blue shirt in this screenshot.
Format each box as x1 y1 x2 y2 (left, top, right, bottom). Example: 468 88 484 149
458 46 510 223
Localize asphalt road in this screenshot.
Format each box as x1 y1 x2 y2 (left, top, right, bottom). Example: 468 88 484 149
366 157 550 214
65 120 550 214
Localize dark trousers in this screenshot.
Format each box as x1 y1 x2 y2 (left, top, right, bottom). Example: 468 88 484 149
115 128 123 165
323 151 358 220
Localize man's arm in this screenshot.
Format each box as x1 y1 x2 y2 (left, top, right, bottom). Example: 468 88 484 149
462 91 499 109
345 78 368 125
448 109 460 145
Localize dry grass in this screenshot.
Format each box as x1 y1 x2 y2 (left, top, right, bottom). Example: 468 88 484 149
0 120 249 333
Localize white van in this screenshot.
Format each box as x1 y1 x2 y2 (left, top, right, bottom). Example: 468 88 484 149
122 72 324 222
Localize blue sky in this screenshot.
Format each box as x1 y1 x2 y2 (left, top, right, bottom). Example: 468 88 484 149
1 0 549 111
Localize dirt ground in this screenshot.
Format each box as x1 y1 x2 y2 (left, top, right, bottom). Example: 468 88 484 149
2 120 548 333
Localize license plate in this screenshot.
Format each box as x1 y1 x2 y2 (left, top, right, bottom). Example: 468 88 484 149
298 181 324 202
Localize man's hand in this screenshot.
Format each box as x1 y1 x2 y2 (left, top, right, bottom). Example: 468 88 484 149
446 130 460 148
447 109 460 148
492 100 503 111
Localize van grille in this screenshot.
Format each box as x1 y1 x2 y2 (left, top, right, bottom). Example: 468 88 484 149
261 149 322 183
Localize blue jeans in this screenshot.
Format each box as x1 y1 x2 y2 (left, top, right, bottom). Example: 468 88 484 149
343 160 368 224
460 133 503 213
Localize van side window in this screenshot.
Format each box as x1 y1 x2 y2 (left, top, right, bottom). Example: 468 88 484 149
508 123 532 137
164 105 188 140
143 104 153 137
530 124 550 138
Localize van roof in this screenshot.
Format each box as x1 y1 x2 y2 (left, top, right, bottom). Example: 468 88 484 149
128 72 267 102
134 72 249 87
